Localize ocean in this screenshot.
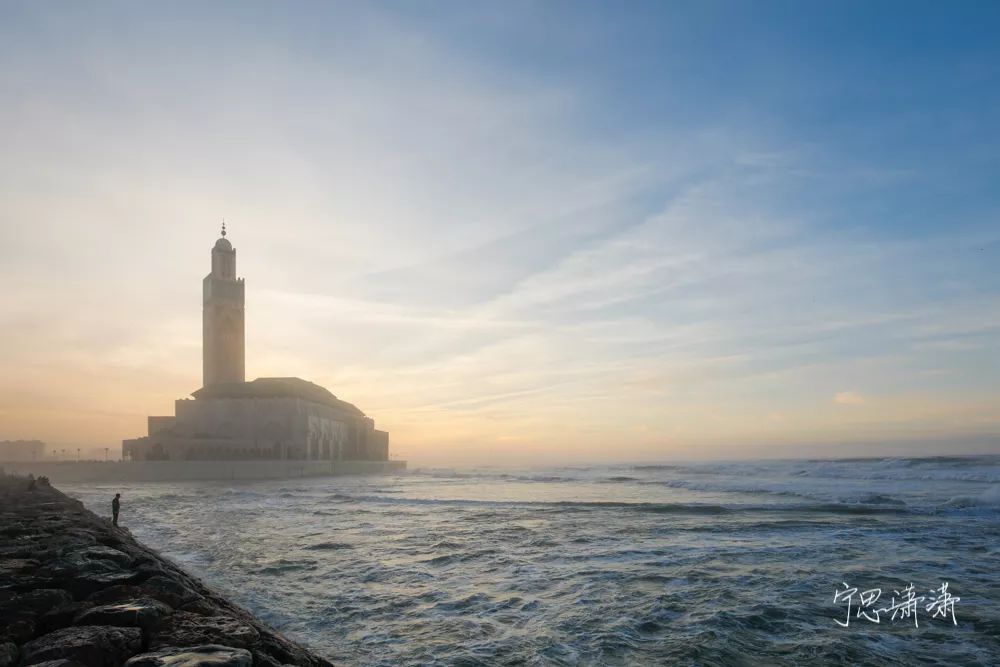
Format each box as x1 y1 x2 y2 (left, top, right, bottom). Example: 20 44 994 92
64 456 1000 666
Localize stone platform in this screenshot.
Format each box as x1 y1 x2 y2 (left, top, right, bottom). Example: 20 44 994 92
0 474 335 667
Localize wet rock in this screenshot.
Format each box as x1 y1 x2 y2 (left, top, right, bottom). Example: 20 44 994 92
20 625 141 667
86 587 146 607
137 578 201 609
74 599 172 631
87 582 207 615
40 553 125 580
175 600 220 617
132 563 167 582
123 645 252 667
149 613 259 650
97 543 144 561
2 479 332 667
35 557 139 599
254 635 328 667
71 548 133 569
19 535 98 562
58 534 101 550
0 641 17 667
65 529 103 545
249 651 280 667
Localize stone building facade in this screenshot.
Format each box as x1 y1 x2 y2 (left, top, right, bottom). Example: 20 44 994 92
122 229 390 463
203 224 245 386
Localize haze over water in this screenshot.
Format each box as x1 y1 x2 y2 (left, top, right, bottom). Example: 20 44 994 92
66 456 1000 666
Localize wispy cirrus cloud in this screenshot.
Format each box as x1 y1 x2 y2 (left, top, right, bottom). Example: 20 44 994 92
1 2 998 462
834 392 865 406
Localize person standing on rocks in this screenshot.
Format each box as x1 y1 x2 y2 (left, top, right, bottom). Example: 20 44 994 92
112 492 121 526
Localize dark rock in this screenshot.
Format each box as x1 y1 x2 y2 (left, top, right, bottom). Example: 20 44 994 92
0 641 17 667
86 588 146 607
35 558 139 599
175 600 220 617
38 603 95 636
149 613 259 650
2 589 73 615
19 535 98 561
60 534 101 549
74 599 172 631
0 522 28 537
71 548 132 569
65 530 103 544
123 645 252 667
137 578 201 609
0 590 73 641
2 481 332 667
249 650 282 667
20 625 142 667
40 554 123 580
0 617 34 644
0 576 51 596
131 563 166 581
254 635 330 667
0 558 39 575
0 548 29 561
0 560 45 593
75 573 140 598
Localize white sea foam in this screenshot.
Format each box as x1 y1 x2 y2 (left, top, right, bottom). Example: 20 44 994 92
945 484 1000 508
60 455 1000 666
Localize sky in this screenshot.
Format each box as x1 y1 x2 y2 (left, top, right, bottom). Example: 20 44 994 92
1 1 999 464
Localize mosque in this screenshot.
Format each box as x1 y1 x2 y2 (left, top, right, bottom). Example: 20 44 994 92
122 228 389 462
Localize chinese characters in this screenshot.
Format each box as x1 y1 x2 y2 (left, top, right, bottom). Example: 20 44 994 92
833 582 960 627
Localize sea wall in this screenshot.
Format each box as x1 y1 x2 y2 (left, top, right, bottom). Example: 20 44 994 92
0 460 406 483
0 474 334 667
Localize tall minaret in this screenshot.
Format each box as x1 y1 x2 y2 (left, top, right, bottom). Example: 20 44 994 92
202 223 245 387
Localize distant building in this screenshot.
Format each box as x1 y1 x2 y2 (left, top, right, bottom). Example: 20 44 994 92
0 440 46 462
123 227 389 462
202 227 245 387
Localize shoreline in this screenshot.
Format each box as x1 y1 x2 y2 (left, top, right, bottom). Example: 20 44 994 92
0 460 406 484
0 474 335 667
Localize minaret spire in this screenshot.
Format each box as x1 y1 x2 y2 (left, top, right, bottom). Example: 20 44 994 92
204 226 245 387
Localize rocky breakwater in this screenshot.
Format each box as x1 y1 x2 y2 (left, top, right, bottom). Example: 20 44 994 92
0 475 335 667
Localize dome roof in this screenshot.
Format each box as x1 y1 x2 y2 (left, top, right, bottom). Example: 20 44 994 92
192 377 366 416
213 237 233 251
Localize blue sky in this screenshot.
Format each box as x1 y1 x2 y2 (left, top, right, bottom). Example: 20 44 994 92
1 2 998 462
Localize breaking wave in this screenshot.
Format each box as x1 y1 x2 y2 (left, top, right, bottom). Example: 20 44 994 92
61 454 1000 666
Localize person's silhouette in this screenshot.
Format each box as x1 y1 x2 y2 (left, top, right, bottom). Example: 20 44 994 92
112 493 121 526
